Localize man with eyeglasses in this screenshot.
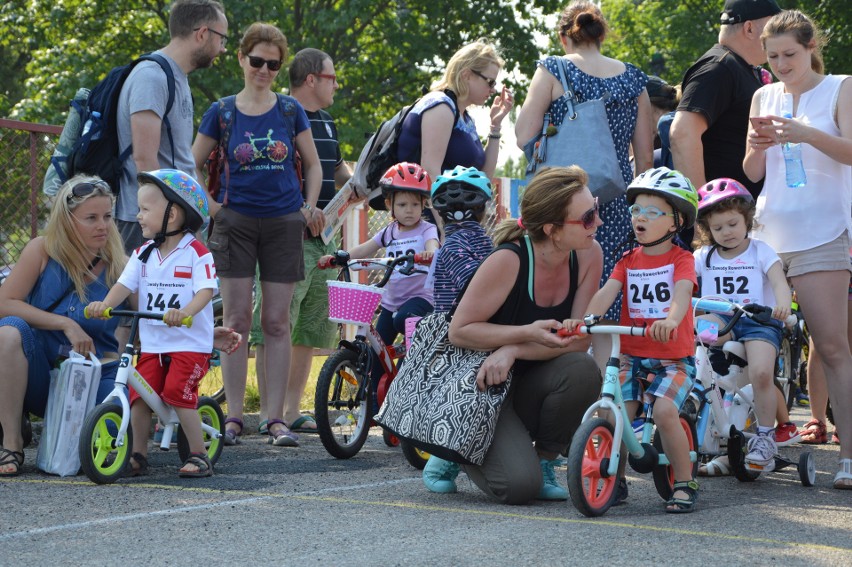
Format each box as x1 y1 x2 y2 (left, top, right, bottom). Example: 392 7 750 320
115 0 229 255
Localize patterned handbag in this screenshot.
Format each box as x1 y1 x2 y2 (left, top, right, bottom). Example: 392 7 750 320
374 311 511 466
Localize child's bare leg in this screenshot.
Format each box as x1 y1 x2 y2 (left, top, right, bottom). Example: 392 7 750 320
653 398 692 483
176 406 205 473
130 399 152 466
744 341 778 429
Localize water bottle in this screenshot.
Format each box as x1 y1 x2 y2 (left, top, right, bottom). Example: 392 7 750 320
781 93 807 188
81 110 101 136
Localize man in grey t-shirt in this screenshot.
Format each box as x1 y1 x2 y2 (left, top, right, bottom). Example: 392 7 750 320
115 0 228 253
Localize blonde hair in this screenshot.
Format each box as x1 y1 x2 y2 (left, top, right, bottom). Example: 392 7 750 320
761 10 825 74
493 166 589 246
44 175 126 302
432 40 504 100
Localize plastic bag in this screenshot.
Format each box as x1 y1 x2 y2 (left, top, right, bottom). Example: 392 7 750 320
37 351 101 476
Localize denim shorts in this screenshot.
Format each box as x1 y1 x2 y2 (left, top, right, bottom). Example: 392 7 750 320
619 355 695 411
715 312 782 351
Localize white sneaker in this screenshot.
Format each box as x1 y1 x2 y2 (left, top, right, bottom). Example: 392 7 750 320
745 431 777 472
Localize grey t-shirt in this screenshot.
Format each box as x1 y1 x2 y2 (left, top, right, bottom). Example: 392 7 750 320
115 51 195 222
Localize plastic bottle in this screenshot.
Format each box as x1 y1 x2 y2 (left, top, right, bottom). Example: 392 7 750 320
81 110 101 137
781 93 807 188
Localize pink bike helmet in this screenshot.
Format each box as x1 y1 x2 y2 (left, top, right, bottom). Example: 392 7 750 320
697 178 753 215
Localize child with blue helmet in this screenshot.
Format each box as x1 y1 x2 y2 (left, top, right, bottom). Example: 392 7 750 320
87 169 218 478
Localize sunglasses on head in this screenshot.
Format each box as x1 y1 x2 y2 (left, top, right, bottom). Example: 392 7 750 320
247 55 282 71
557 197 599 230
66 180 111 204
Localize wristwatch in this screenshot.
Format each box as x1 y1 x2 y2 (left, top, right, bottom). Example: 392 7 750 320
302 201 314 212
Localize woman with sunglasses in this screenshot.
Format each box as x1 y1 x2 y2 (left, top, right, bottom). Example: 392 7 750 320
396 40 513 193
421 166 603 504
0 176 127 476
515 1 653 326
191 22 323 448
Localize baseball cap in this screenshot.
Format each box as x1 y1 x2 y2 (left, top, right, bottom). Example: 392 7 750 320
720 0 782 25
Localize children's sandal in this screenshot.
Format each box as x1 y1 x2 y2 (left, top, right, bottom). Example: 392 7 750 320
223 417 243 446
178 452 213 478
665 480 699 514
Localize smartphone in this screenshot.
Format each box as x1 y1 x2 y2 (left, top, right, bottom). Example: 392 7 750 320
750 116 773 129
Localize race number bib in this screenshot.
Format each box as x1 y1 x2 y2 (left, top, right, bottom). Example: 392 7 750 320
701 264 760 305
626 265 674 319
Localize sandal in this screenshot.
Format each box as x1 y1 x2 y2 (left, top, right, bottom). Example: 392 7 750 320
179 452 213 478
267 419 299 447
124 452 149 477
613 477 629 506
698 456 731 477
834 458 852 490
798 419 827 444
223 417 243 446
665 479 699 514
258 419 269 435
0 448 24 477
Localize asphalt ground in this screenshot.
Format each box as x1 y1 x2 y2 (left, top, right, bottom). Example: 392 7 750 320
1 404 850 566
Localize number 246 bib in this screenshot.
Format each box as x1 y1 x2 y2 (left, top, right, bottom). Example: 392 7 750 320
626 265 674 319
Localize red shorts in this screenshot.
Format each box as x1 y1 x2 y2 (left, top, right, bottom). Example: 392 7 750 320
131 352 211 409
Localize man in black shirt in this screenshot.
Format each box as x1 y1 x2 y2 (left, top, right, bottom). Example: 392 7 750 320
670 0 781 199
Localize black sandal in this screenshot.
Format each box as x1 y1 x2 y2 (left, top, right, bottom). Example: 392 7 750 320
665 479 699 513
0 448 24 477
223 417 243 446
179 452 212 478
124 452 149 477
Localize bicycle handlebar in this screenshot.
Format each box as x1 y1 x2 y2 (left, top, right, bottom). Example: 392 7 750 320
84 307 193 328
317 251 431 270
692 298 797 336
557 325 649 338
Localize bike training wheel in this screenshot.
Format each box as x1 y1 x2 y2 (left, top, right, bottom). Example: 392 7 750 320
177 396 225 465
567 417 617 517
775 335 796 412
727 425 760 482
798 452 816 487
382 428 400 447
78 403 132 485
652 411 699 501
400 440 430 470
315 349 373 459
205 297 226 404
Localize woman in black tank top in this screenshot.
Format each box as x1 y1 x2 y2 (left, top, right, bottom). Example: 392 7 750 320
421 167 604 504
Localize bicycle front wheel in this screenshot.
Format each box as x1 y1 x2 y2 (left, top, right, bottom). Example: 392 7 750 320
567 417 618 517
79 403 132 485
315 349 373 459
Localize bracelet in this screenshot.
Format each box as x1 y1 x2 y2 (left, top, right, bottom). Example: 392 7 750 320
488 131 502 139
301 201 313 212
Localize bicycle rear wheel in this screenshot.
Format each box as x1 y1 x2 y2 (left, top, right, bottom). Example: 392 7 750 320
177 396 225 465
652 411 698 501
567 417 618 517
315 349 373 459
204 296 226 404
79 403 132 485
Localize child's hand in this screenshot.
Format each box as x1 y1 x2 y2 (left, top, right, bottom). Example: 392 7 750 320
418 250 433 262
85 301 110 319
317 254 335 269
163 308 189 327
649 319 678 343
772 304 791 324
561 319 583 334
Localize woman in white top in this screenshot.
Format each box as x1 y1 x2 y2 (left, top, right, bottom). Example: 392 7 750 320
743 9 852 489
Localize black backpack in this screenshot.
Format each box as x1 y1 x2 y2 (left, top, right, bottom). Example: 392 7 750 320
347 90 459 211
63 53 176 195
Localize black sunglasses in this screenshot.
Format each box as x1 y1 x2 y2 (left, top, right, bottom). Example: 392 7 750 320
472 69 497 89
248 55 282 71
555 197 599 230
66 180 111 204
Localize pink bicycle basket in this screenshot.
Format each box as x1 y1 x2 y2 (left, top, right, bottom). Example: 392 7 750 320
327 280 385 325
404 316 423 350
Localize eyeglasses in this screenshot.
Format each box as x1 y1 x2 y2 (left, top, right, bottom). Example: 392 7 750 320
313 73 338 84
556 197 599 230
66 180 111 204
194 26 229 46
471 69 497 89
628 204 674 220
247 55 282 71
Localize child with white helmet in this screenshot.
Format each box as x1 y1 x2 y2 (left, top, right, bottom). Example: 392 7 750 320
87 169 217 478
564 166 700 513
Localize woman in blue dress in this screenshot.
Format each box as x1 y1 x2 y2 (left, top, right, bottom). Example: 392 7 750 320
516 0 653 329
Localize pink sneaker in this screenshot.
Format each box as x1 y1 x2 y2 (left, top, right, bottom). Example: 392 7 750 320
775 422 801 447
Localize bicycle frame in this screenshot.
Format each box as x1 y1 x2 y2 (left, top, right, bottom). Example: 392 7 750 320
98 311 221 450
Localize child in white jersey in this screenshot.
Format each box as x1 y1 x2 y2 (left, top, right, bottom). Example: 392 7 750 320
693 178 792 474
88 169 217 478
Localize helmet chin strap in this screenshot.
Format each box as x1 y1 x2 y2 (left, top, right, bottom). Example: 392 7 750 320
616 210 683 255
138 202 184 263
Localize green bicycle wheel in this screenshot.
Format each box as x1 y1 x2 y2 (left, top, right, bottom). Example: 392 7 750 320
79 403 132 485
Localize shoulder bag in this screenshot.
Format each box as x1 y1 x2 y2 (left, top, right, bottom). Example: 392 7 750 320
523 57 626 204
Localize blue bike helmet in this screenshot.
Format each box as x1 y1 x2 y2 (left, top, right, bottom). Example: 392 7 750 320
431 166 492 221
137 169 209 232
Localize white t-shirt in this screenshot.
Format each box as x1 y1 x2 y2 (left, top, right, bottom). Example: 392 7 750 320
119 233 218 353
371 220 438 311
694 238 781 307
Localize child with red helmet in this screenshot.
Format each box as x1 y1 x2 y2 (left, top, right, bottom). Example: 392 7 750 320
320 162 439 407
693 177 794 476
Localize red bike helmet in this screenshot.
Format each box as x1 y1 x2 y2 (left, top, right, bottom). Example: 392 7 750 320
697 178 753 216
379 162 432 199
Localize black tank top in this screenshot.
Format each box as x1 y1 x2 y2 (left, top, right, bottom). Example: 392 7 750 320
489 235 579 326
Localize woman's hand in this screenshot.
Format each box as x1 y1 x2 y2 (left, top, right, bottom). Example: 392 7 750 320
772 304 791 323
525 319 576 348
62 320 95 355
490 86 514 129
747 128 776 152
213 327 242 354
766 115 813 145
303 207 326 237
476 345 517 392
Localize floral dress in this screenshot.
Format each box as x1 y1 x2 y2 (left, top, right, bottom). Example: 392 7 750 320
541 56 648 318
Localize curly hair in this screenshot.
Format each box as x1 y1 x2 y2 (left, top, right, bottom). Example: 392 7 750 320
693 197 758 248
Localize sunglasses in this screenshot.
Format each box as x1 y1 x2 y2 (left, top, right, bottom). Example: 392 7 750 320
193 26 229 46
66 180 111 204
313 72 338 83
471 69 497 89
247 55 282 71
556 197 599 230
629 204 674 220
